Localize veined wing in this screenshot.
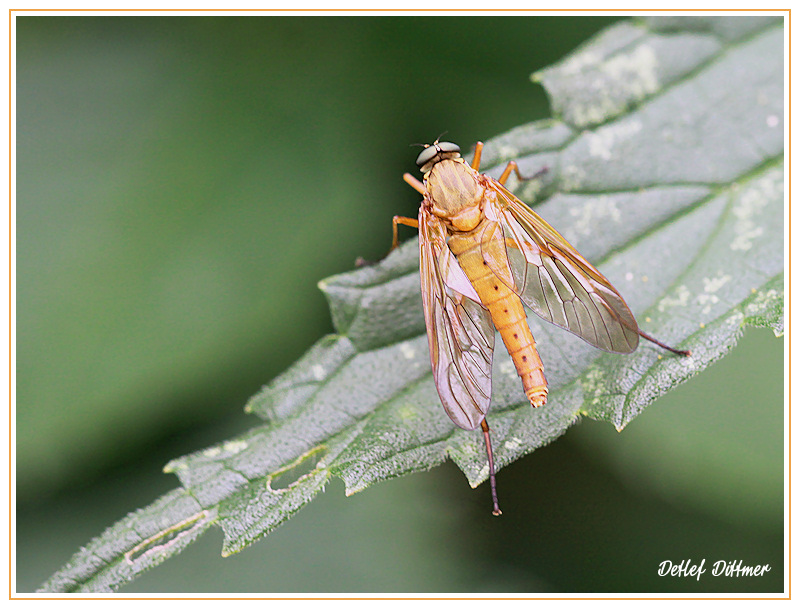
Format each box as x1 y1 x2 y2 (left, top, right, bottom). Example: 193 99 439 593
480 180 639 354
419 209 495 430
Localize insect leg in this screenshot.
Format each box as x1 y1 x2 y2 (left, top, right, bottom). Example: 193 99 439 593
403 172 426 195
638 329 692 357
480 419 502 516
471 141 484 171
392 215 419 250
357 214 419 267
497 158 549 186
498 160 542 186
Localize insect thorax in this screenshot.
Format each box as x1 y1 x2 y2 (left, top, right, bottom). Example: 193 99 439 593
426 159 485 232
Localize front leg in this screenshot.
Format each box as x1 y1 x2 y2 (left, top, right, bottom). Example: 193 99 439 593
403 172 426 195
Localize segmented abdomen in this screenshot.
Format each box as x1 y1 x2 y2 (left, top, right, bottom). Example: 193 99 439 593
448 227 548 408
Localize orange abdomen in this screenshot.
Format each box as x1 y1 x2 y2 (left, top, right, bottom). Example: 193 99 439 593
447 228 548 408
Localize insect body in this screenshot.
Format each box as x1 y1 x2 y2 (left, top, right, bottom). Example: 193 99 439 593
394 140 688 515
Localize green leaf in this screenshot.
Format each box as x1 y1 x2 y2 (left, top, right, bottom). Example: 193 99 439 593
39 16 783 592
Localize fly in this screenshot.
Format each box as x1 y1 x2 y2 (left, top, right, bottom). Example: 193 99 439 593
393 140 690 515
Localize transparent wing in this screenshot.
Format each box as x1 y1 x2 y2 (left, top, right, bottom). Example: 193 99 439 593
419 209 495 430
480 180 639 353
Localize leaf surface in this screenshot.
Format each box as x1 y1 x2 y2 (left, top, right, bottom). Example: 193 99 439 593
40 16 784 592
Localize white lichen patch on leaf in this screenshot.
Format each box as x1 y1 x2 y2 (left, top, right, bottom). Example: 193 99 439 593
566 45 660 126
519 177 546 202
697 272 733 314
730 169 783 252
202 446 222 458
557 49 603 76
703 272 732 294
476 463 490 487
560 164 587 192
499 360 516 379
730 225 764 252
222 440 248 455
400 342 416 360
397 403 419 421
697 293 720 315
600 44 659 99
503 437 523 452
658 285 691 312
726 309 746 328
163 459 188 473
568 195 622 236
745 288 782 317
498 145 519 160
587 119 643 160
579 366 608 406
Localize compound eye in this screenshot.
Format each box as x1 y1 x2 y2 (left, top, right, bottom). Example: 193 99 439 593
415 141 461 168
437 141 460 154
415 145 438 168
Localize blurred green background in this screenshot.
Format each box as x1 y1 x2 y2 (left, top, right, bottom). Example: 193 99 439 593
16 16 784 593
